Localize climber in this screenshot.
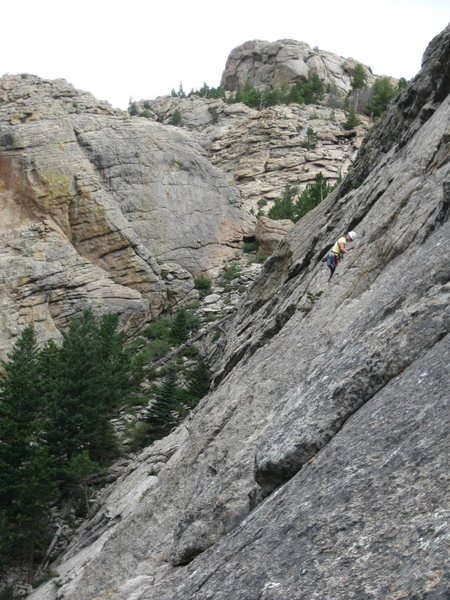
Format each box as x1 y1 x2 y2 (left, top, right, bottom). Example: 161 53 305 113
326 230 357 281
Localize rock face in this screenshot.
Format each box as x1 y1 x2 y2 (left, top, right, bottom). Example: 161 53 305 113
220 39 377 95
28 24 450 600
254 215 295 253
137 98 371 213
131 38 379 232
0 75 252 354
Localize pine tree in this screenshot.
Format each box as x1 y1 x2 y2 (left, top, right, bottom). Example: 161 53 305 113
169 110 182 126
349 64 368 112
351 64 368 91
65 451 100 517
397 77 408 92
303 74 324 104
367 78 398 117
170 309 189 345
288 81 305 104
0 327 57 581
305 127 318 150
145 366 179 443
0 312 146 578
343 106 360 130
45 309 139 471
294 173 336 221
186 360 211 405
198 82 210 97
267 185 299 221
240 80 262 108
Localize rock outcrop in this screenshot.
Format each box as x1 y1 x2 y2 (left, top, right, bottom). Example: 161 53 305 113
136 97 371 213
254 215 295 254
129 38 382 236
28 24 450 600
220 39 377 95
0 75 252 354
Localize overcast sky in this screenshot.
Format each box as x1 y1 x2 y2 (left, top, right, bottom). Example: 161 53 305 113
1 1 448 109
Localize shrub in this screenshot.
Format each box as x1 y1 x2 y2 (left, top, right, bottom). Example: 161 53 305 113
32 570 60 588
268 185 298 221
128 421 152 452
255 251 270 263
343 107 360 130
304 127 318 149
0 586 20 600
194 275 212 297
367 78 398 117
183 344 200 358
144 317 172 341
243 240 259 253
228 75 324 109
128 99 138 116
169 109 182 126
268 174 337 223
170 309 200 346
220 262 242 284
288 82 305 104
142 339 172 362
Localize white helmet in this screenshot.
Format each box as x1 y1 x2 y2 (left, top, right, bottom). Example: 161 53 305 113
348 230 357 240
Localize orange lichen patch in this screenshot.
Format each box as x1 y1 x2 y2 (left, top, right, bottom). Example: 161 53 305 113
0 154 36 225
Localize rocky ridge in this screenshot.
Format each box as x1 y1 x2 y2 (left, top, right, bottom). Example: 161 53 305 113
28 24 450 600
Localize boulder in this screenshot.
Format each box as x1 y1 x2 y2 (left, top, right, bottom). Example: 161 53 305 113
254 216 294 253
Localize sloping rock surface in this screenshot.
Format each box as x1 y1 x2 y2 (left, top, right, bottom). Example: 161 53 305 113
0 76 252 353
29 25 450 600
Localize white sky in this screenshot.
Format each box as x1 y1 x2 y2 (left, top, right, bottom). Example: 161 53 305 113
1 0 448 109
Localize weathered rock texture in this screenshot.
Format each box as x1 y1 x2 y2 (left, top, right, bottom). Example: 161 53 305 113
220 39 378 95
0 75 252 354
28 24 450 600
254 215 295 254
130 39 381 236
137 97 371 212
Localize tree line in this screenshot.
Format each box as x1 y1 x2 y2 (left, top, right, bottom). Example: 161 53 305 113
129 68 408 127
166 65 408 118
170 75 325 109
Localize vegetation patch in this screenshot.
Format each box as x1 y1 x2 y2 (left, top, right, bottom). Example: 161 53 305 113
267 173 337 223
194 275 212 298
0 307 211 584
